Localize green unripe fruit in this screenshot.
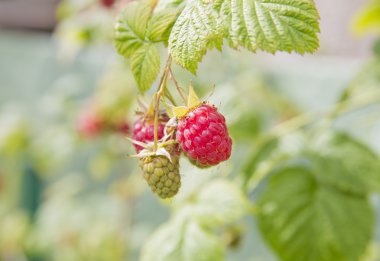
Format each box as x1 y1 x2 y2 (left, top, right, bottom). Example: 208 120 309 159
139 154 181 199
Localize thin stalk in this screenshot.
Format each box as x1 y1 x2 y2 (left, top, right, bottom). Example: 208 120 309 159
271 89 380 138
169 68 187 104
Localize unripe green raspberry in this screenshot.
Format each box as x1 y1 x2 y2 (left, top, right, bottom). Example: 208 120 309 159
139 154 181 199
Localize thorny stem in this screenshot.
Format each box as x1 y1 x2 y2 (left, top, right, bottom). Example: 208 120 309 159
169 68 187 104
153 55 172 151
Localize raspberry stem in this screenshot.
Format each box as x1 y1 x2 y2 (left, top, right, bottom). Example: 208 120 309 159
153 55 172 151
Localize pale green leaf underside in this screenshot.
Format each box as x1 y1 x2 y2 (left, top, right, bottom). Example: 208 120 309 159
114 1 152 59
188 179 247 228
141 221 224 261
258 167 373 261
168 1 223 74
131 44 160 93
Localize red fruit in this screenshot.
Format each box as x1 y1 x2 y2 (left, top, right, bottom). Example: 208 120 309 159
101 0 115 8
177 104 232 167
132 113 169 153
77 107 103 138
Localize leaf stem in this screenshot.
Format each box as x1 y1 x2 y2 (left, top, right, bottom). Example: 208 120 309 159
271 89 380 138
153 55 172 151
246 89 380 193
169 68 187 104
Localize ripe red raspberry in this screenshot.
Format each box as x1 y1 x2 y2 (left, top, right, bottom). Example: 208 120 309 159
177 104 232 167
132 113 169 153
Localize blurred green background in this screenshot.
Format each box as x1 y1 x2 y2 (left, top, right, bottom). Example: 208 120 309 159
1 0 380 260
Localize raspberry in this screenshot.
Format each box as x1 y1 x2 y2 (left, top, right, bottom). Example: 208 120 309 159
139 152 181 199
132 113 169 153
177 104 232 167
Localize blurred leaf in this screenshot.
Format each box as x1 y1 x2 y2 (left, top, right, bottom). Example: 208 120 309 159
147 8 181 42
229 113 261 140
89 153 113 180
311 132 380 195
114 1 153 59
0 113 29 156
0 209 30 254
168 0 224 74
341 58 380 102
258 167 374 261
353 0 380 35
141 220 224 261
130 44 161 93
186 179 248 228
218 0 320 54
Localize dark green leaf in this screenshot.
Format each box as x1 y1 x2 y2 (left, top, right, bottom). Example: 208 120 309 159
258 167 374 261
312 132 380 194
219 0 320 54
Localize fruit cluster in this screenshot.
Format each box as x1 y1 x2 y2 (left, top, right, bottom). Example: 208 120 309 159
132 88 232 199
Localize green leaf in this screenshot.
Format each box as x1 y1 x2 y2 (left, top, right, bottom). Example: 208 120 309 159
312 132 380 195
229 112 261 140
114 1 152 58
147 8 181 42
155 0 186 12
219 0 320 54
141 220 224 261
168 0 224 74
130 44 160 93
258 167 374 261
187 179 247 228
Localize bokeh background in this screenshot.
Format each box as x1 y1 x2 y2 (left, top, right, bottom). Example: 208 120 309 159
1 0 380 260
